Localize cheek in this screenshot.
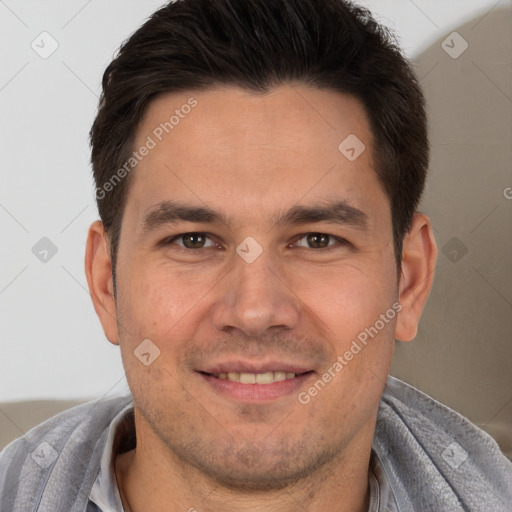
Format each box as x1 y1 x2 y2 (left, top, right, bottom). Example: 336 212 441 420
118 259 213 341
114 265 198 404
290 260 397 409
288 262 395 338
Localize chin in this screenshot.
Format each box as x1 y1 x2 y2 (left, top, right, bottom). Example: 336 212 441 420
187 440 340 492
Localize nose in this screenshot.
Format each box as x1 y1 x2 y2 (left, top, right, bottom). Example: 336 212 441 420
210 248 301 338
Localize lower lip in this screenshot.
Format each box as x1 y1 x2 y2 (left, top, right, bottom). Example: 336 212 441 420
198 372 314 402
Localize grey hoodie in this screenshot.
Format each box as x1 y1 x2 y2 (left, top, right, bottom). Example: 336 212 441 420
1 376 511 512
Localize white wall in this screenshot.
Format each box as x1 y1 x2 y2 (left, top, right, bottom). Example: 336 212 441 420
0 0 508 416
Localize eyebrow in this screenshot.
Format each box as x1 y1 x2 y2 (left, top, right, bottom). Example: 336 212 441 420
272 201 368 230
140 199 369 233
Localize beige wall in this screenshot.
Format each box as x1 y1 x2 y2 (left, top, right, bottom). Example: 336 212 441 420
391 5 512 459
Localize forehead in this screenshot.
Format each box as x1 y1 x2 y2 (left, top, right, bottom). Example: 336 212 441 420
124 84 389 232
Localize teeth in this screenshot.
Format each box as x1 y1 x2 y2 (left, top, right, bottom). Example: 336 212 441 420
213 371 297 384
240 373 256 384
255 372 274 384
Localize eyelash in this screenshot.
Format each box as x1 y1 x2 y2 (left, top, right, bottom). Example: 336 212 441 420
160 232 351 252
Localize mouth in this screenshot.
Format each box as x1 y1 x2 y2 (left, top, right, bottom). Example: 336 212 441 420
196 365 315 402
200 370 311 384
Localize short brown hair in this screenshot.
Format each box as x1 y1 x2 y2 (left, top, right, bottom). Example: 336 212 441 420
90 0 428 292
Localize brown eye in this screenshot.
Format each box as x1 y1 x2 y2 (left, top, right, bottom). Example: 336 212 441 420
168 233 216 249
295 233 338 249
307 233 330 248
182 233 206 248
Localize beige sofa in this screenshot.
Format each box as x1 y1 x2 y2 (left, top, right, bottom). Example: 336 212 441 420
0 399 88 452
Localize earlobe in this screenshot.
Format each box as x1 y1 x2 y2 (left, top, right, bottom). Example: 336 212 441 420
395 213 438 342
84 220 120 345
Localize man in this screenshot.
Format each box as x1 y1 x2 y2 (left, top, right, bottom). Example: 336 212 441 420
1 0 511 510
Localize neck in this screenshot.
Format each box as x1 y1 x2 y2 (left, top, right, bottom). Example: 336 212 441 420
114 415 375 512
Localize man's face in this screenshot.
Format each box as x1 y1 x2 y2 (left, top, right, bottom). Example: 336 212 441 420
112 84 399 489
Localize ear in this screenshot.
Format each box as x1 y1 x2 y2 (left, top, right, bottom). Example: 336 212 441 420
395 213 438 342
84 220 120 345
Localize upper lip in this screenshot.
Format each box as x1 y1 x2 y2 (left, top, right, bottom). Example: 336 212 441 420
198 360 313 375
